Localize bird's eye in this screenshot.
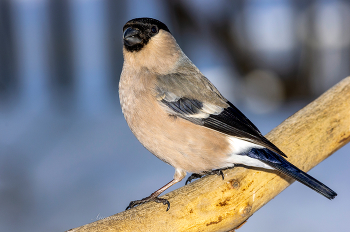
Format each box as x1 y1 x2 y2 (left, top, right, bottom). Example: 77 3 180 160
151 26 158 34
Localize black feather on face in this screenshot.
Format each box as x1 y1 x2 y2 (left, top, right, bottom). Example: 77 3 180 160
122 18 171 52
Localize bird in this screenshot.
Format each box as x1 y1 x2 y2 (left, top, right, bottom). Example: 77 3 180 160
119 17 337 211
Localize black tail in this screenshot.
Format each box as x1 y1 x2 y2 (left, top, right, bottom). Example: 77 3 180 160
246 148 337 200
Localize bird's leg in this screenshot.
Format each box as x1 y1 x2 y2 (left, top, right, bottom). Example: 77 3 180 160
125 180 174 211
126 169 186 211
185 167 234 185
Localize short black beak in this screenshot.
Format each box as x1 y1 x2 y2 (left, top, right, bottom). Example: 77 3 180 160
123 27 142 46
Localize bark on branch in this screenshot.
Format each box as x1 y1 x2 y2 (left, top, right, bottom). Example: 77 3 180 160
68 77 350 232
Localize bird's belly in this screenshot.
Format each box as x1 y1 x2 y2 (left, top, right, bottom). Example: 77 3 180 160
121 93 232 173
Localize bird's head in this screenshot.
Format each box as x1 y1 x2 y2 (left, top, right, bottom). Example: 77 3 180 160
122 18 184 73
123 18 170 53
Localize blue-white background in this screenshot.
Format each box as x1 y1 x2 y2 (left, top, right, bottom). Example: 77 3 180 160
0 0 349 231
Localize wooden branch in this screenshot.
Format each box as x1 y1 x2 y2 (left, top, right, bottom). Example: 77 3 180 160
68 77 350 232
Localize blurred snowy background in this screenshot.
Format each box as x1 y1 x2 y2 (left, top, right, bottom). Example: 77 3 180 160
0 0 349 231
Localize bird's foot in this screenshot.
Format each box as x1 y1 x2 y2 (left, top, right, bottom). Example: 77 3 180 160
185 173 204 185
208 169 225 180
185 168 229 185
126 196 170 211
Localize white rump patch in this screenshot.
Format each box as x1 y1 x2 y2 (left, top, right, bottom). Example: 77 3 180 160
226 137 273 169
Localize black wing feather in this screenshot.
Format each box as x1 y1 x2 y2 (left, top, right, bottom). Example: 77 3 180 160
226 101 260 132
160 96 287 157
203 101 287 157
161 98 203 116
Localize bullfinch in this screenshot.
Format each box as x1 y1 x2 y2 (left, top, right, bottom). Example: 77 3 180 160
119 17 337 211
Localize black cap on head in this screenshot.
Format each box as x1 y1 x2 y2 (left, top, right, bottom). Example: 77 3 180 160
123 18 170 33
122 18 170 52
